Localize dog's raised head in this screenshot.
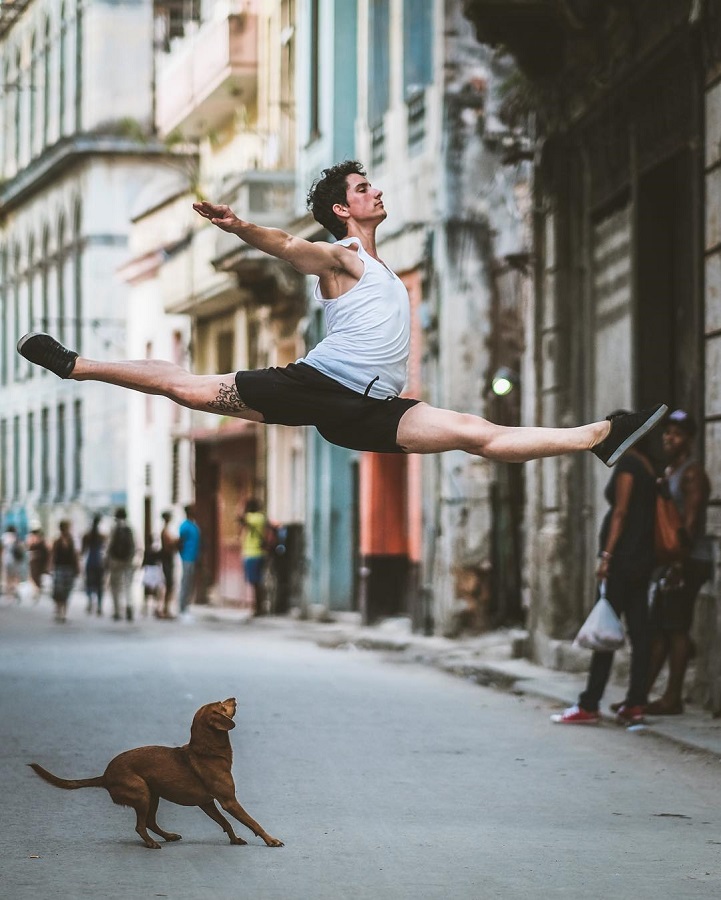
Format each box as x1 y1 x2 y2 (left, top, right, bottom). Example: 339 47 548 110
192 698 237 734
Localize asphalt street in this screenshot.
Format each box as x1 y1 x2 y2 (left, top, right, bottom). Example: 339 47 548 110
2 597 721 900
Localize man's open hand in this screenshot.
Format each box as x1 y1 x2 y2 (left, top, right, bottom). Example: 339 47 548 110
193 201 242 233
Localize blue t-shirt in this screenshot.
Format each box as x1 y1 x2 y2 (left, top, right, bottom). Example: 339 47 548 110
178 520 201 562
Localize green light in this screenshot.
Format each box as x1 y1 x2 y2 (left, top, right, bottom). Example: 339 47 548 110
492 375 513 396
491 367 518 397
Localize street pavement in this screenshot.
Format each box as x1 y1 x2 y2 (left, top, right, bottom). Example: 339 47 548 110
196 603 721 760
2 593 721 899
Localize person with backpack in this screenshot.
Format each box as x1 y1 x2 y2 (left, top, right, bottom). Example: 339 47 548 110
106 507 136 622
81 515 106 616
647 410 712 715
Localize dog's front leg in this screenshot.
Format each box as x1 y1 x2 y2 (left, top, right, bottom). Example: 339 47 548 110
199 801 247 845
219 797 284 847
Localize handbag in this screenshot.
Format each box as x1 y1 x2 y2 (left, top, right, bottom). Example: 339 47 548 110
573 580 625 652
655 486 683 564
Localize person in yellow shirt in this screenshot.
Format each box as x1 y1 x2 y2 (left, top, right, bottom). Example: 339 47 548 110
240 498 267 616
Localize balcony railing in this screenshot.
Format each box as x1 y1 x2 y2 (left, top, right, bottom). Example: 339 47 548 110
160 226 236 316
156 12 258 139
212 170 296 266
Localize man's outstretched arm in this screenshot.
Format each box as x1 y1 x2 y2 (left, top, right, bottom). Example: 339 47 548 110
193 201 356 278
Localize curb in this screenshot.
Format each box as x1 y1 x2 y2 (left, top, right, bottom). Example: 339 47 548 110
192 606 721 762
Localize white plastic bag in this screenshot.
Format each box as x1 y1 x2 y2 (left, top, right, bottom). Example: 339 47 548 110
573 581 625 652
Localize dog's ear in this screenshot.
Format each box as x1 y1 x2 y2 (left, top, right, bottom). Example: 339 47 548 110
209 706 236 731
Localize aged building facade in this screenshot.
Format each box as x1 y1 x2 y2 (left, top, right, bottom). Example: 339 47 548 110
0 0 171 539
351 0 531 632
463 0 721 709
146 0 306 606
127 0 532 625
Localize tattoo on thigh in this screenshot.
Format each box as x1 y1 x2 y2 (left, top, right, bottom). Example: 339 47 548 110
207 382 250 413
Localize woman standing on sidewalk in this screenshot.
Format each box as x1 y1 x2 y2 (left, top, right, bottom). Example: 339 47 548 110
81 515 106 616
50 521 80 623
552 429 658 726
27 524 50 601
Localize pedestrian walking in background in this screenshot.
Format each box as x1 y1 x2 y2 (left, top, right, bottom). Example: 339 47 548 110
177 505 201 623
141 537 165 618
647 410 712 715
239 498 268 616
26 523 50 602
159 511 178 619
50 520 79 623
106 507 136 622
81 515 106 616
1 525 24 601
552 428 658 726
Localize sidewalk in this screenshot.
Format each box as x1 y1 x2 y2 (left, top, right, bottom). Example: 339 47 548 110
194 603 721 759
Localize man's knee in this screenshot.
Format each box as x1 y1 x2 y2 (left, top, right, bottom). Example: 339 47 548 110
456 414 499 455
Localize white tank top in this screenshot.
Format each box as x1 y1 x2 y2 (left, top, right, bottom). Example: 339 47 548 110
297 237 411 399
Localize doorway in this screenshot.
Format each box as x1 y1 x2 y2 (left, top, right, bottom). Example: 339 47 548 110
636 151 701 430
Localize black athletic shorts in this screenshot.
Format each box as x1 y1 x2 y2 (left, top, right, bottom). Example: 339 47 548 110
648 559 713 634
234 363 420 453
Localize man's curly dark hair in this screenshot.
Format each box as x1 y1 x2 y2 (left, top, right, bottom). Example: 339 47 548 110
306 160 366 239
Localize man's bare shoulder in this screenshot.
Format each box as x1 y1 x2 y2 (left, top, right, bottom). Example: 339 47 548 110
681 460 710 491
328 239 363 275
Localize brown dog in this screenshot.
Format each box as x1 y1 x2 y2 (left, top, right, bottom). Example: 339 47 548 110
29 698 283 850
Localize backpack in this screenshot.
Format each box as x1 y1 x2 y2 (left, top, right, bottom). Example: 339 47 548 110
108 524 134 562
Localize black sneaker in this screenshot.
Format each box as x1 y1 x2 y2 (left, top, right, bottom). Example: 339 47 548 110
592 403 668 467
17 332 78 378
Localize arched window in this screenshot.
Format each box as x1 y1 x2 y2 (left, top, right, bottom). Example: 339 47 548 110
59 5 67 136
57 214 66 344
43 17 51 148
0 245 7 386
27 236 35 377
41 226 50 335
14 48 21 166
29 33 37 158
13 245 21 381
75 0 83 131
73 199 82 352
1 59 9 175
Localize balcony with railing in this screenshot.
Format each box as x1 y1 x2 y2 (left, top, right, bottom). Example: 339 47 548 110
160 225 236 316
212 169 296 269
156 11 258 139
158 170 298 317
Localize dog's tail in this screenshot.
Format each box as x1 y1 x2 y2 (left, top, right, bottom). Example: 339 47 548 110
28 763 105 790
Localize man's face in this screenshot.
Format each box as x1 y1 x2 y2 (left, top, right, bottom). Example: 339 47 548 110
335 174 386 227
662 424 691 460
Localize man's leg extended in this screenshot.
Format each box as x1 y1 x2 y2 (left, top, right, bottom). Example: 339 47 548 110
18 333 264 421
71 358 264 419
396 402 666 464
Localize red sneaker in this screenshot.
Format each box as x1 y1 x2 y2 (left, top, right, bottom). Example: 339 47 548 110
615 704 646 725
550 705 600 725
